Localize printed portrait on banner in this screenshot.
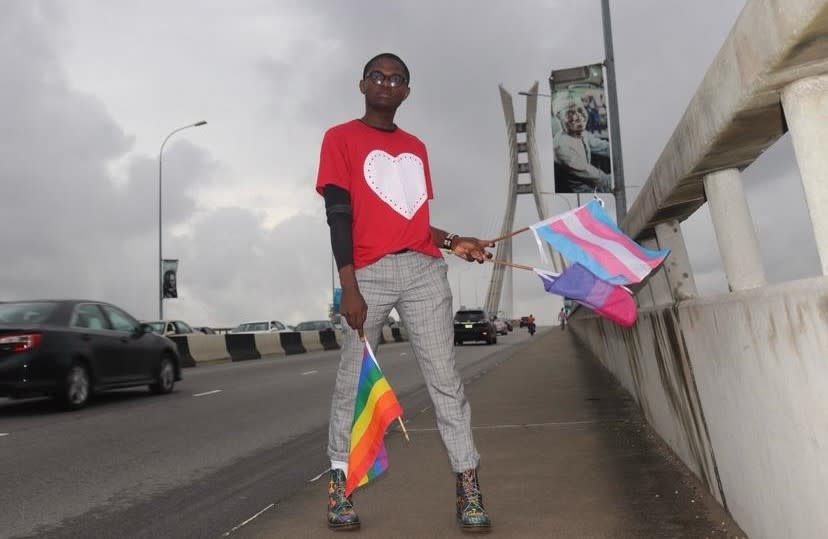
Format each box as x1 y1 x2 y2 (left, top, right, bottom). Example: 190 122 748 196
550 63 613 194
162 259 179 299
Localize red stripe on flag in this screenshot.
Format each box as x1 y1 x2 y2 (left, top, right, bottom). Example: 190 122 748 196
345 391 402 496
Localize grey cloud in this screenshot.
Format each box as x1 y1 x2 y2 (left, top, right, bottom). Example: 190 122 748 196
9 0 816 328
165 209 331 327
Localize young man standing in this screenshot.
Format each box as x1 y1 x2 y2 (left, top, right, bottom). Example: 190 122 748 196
316 53 493 532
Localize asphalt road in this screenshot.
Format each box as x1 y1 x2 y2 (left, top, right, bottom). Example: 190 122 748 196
0 329 533 539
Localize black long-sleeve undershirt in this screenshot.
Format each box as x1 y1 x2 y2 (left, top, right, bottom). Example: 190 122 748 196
323 184 354 270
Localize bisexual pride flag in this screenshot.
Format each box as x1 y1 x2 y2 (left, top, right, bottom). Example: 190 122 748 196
529 200 669 285
345 341 403 496
534 263 637 327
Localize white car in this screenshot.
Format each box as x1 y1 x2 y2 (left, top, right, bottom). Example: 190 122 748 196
294 320 335 332
144 319 196 336
492 318 509 335
231 320 288 333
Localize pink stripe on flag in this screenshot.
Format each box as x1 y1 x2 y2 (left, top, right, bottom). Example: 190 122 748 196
563 209 655 279
549 219 639 282
574 208 662 268
598 286 637 327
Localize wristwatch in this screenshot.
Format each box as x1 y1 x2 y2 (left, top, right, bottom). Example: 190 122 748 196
442 233 458 250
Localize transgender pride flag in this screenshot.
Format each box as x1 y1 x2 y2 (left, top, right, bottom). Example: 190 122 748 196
529 199 669 285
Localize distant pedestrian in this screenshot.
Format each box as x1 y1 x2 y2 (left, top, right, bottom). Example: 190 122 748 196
558 307 567 330
316 52 494 532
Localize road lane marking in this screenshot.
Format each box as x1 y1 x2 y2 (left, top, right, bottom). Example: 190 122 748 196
0 433 8 437
193 389 223 397
309 468 331 482
404 419 615 433
300 370 317 376
222 503 275 536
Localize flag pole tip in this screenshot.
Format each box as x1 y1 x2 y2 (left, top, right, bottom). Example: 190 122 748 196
397 417 410 442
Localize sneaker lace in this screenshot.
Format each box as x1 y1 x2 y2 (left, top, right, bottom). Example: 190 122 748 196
459 471 484 509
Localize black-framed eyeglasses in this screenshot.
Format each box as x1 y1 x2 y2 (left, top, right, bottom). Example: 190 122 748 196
365 70 407 88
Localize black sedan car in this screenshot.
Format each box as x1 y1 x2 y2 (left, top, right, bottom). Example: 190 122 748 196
0 300 182 409
453 309 497 345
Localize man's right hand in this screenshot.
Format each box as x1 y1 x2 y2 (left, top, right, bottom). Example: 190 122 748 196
340 286 367 333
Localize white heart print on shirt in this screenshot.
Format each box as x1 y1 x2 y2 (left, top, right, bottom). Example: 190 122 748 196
363 150 427 220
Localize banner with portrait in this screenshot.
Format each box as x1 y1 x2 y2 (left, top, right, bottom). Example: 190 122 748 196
162 259 179 299
549 63 613 194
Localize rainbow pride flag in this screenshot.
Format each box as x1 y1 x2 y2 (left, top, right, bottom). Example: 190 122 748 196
529 199 669 285
345 341 403 496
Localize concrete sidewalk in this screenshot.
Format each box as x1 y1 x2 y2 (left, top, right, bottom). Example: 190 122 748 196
239 329 746 538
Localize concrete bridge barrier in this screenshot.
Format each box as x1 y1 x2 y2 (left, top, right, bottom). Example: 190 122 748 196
319 329 340 350
391 327 405 342
171 328 404 364
168 335 196 368
298 331 325 353
252 333 284 357
299 329 341 352
179 334 228 364
563 2 828 537
278 332 307 355
225 333 260 361
570 276 828 539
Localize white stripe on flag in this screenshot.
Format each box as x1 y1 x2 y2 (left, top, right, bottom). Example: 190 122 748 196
531 227 551 265
560 212 653 279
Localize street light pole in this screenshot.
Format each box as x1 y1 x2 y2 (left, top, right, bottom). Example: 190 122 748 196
602 0 627 222
518 1 626 222
158 120 207 320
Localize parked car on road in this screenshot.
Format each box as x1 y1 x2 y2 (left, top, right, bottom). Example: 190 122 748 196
0 300 181 409
294 320 335 332
453 309 497 345
144 319 196 336
193 326 216 334
231 320 288 334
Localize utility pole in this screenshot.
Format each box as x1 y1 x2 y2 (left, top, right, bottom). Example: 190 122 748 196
602 0 627 222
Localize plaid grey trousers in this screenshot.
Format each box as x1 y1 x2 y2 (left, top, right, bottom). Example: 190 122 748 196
327 251 480 473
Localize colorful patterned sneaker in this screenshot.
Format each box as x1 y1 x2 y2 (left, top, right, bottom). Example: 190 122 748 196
456 468 492 532
327 469 360 530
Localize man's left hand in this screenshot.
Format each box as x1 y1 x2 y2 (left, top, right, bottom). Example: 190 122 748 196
451 237 495 263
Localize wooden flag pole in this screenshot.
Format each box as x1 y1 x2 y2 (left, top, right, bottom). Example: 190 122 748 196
397 418 410 442
487 258 535 272
487 226 530 244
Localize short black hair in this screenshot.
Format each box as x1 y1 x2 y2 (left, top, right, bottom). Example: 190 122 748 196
362 53 410 84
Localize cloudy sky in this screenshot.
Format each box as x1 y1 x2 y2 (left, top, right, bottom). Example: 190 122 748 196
1 0 820 327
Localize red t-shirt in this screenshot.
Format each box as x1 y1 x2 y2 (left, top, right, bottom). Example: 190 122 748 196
316 119 442 269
